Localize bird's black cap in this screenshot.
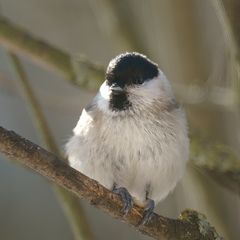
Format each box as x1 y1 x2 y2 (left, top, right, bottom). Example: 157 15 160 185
106 52 159 88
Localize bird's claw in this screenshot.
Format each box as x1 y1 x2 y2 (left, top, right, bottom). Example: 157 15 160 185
139 199 155 226
113 186 133 216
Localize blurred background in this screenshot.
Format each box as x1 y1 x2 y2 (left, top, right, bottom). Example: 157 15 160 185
0 0 239 239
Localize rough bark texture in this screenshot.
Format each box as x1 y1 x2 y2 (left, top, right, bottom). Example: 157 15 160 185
0 126 222 240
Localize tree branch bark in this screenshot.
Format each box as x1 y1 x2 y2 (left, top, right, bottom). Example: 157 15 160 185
0 126 222 240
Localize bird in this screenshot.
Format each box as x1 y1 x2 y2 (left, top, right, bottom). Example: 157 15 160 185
65 52 189 225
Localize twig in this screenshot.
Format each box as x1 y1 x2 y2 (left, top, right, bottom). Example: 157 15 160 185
203 169 240 195
9 53 59 153
8 53 94 240
0 126 222 240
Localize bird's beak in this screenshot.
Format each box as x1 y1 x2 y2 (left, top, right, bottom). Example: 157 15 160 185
110 84 124 93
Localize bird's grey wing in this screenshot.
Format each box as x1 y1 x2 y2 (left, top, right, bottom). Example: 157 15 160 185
84 93 101 114
66 97 98 167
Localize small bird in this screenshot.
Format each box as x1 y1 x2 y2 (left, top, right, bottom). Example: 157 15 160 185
66 52 189 224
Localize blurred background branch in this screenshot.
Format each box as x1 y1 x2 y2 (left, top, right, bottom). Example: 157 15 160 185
8 52 94 240
0 16 104 91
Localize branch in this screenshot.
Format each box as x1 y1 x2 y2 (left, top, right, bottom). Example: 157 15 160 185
190 131 240 195
0 126 222 240
9 53 59 153
0 16 104 91
203 169 240 195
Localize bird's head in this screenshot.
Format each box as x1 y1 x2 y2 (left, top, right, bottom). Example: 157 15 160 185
97 52 174 115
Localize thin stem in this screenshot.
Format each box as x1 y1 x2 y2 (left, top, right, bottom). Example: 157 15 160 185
8 52 94 240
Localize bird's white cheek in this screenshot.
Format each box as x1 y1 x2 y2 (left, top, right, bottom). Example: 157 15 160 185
100 81 111 100
97 82 111 113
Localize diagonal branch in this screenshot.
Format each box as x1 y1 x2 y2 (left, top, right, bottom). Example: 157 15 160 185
190 131 240 195
0 126 222 240
0 17 75 80
0 16 104 91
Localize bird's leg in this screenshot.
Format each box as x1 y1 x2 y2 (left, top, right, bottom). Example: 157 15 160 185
139 198 155 226
112 185 133 216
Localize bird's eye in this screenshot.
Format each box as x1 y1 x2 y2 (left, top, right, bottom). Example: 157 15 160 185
136 77 144 85
129 77 145 85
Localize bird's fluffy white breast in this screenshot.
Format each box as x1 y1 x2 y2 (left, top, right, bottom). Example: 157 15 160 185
66 95 189 204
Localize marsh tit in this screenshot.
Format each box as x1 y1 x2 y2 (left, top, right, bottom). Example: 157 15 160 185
66 52 189 224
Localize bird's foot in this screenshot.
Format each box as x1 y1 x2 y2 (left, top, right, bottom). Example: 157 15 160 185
139 199 155 226
113 186 133 216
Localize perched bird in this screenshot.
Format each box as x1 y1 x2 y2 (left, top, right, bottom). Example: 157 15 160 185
66 52 189 224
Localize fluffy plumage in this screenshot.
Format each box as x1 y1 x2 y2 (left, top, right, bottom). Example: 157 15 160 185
66 52 189 207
